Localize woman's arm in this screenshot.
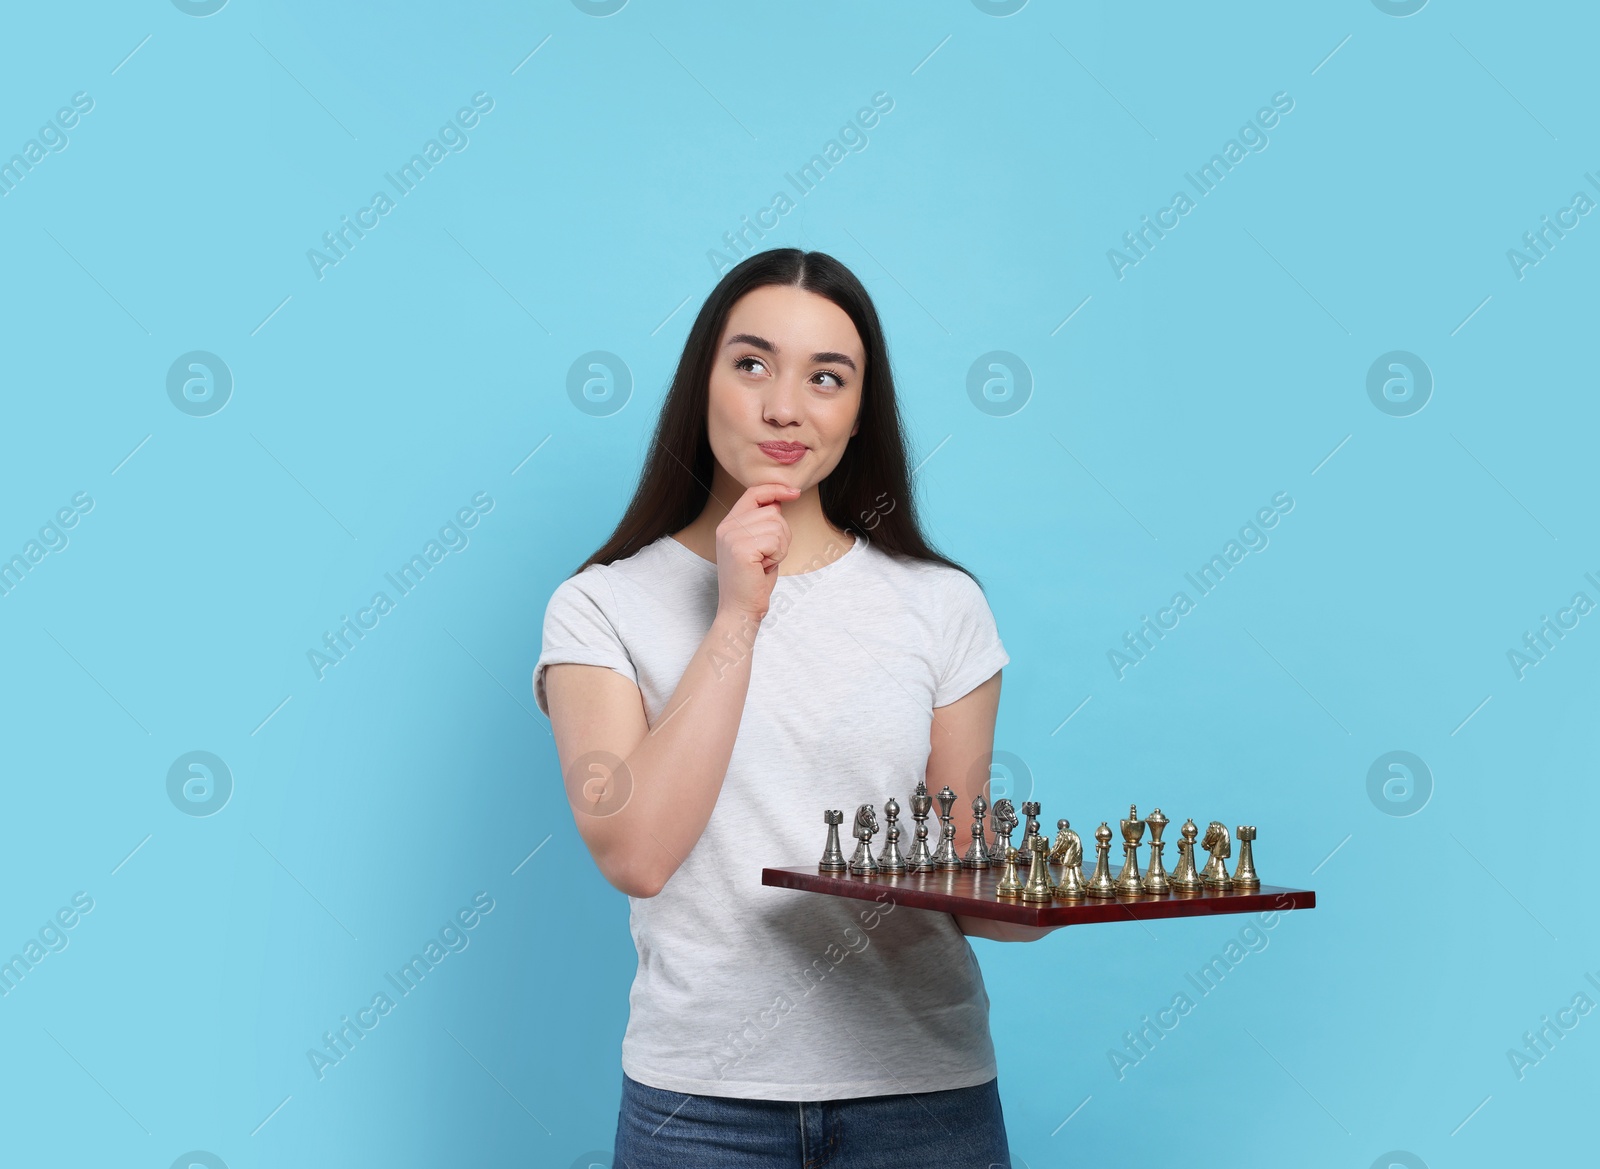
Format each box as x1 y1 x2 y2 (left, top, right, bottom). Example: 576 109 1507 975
544 484 797 899
926 670 1063 944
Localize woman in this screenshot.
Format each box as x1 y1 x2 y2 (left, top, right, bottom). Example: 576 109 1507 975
534 248 1057 1168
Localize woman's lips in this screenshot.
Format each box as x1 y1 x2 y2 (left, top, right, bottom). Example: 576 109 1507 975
758 442 806 465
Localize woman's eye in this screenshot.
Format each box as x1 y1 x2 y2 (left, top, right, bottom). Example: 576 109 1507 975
734 355 767 375
814 370 845 389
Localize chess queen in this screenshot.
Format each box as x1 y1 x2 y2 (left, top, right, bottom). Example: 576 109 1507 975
536 249 1039 1168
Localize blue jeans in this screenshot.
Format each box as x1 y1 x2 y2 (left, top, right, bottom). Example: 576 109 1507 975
612 1071 1013 1169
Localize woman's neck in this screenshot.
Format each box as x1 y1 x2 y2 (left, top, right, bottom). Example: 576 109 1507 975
674 470 855 575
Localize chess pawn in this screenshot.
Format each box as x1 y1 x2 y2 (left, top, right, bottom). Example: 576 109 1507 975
848 803 880 876
878 797 908 875
1168 818 1204 893
1200 819 1234 890
995 847 1024 899
1233 825 1261 890
1052 828 1086 899
992 799 1017 861
932 786 963 871
1085 822 1118 897
1141 807 1171 895
908 781 934 872
818 809 847 873
1115 803 1146 895
1021 835 1055 903
1020 801 1042 852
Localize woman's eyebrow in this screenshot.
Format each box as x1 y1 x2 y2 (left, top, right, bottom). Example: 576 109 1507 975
725 332 858 373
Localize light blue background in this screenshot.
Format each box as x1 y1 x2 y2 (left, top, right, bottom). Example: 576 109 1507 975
1 1 1594 1166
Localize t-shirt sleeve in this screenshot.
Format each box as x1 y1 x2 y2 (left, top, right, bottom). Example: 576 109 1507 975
933 571 1010 708
533 570 639 717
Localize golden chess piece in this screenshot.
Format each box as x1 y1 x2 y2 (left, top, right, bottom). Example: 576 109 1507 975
1141 807 1171 895
1085 822 1118 897
1114 803 1147 895
1233 825 1261 890
1168 818 1204 893
1052 825 1086 899
1021 835 1055 903
995 846 1023 900
1200 819 1234 890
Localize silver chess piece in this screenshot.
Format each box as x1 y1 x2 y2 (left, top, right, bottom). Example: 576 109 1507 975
1233 825 1261 890
1085 822 1118 897
907 781 934 872
1052 822 1086 899
1115 804 1147 895
1141 807 1171 895
1200 819 1233 890
818 809 847 873
963 794 993 869
1020 801 1042 853
992 799 1017 861
1021 835 1055 904
1168 818 1203 892
995 846 1024 899
848 804 880 876
932 786 963 871
878 797 907 875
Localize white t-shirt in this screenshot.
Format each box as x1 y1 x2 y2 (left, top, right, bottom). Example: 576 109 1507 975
533 529 1011 1101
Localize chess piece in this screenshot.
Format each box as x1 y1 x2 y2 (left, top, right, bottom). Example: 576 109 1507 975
1115 804 1146 895
907 781 934 872
1020 801 1042 853
1168 818 1203 893
995 846 1024 899
992 799 1017 862
848 804 880 876
1141 807 1171 895
1052 825 1085 899
1200 820 1233 890
879 798 907 875
818 809 847 873
932 786 963 871
1048 818 1073 863
1021 835 1055 903
963 795 993 869
1233 825 1260 890
1085 822 1117 897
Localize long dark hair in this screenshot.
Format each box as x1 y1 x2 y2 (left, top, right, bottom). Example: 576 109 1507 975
575 248 975 585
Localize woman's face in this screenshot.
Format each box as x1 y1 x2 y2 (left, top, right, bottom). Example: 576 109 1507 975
706 284 864 492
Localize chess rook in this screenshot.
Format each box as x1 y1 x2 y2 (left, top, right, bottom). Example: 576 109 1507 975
818 809 847 874
1233 824 1260 890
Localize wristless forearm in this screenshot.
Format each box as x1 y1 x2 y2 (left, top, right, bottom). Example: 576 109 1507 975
602 609 762 891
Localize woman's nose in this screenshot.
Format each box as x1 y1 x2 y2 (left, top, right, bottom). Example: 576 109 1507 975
764 377 802 424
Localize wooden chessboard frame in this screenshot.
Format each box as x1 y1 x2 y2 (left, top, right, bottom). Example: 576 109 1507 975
762 865 1316 927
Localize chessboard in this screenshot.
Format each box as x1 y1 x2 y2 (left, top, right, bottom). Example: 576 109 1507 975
761 865 1316 928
